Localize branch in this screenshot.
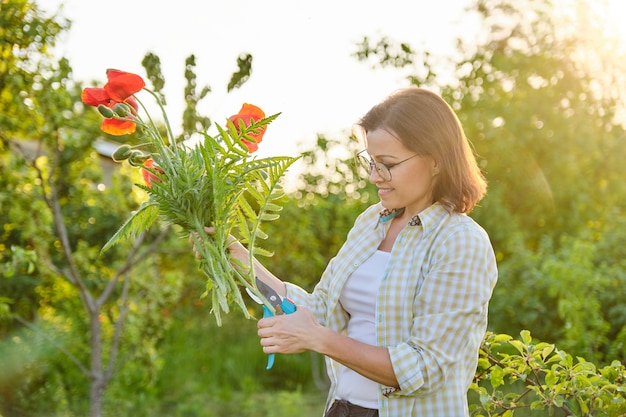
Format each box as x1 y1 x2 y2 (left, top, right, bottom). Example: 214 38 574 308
30 143 96 313
104 288 148 379
103 269 132 383
99 226 171 381
97 231 146 307
96 225 171 307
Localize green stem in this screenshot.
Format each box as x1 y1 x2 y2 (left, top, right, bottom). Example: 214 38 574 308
191 221 275 316
234 268 275 315
133 97 166 148
130 96 179 175
142 88 178 158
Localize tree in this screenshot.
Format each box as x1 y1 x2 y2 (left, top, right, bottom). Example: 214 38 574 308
0 2 254 416
0 2 181 414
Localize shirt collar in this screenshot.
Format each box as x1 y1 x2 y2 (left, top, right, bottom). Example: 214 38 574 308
379 207 421 226
378 203 450 232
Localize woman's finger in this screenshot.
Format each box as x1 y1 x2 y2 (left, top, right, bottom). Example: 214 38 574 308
189 231 203 259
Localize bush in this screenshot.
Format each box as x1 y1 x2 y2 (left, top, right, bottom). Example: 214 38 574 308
471 330 626 416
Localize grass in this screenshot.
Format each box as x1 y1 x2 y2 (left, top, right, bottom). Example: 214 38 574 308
150 301 327 417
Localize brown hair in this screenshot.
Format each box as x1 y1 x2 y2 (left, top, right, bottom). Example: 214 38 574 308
357 87 487 213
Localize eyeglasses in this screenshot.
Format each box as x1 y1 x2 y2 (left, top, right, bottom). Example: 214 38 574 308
357 150 420 181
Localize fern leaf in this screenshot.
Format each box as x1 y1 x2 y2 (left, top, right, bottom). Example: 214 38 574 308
101 202 159 253
260 213 280 222
237 193 258 222
236 216 251 243
255 228 268 240
264 202 283 212
242 188 262 209
252 246 274 258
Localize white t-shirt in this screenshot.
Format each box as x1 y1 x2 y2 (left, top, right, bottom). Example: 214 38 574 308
335 250 389 409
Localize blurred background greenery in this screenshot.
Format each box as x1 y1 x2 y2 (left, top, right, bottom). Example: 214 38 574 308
1 0 626 416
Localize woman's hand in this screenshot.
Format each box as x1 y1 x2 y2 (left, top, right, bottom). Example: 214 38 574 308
189 227 251 267
259 306 399 388
257 306 325 354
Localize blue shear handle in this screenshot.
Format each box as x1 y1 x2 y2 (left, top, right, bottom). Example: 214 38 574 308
262 305 276 370
262 299 297 370
280 299 297 314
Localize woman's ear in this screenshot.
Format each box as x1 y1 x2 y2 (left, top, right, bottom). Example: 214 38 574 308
431 158 440 176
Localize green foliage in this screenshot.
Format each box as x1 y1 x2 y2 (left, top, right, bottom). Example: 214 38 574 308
228 53 253 92
141 52 166 102
101 202 159 253
448 0 626 252
179 54 212 141
471 331 626 416
150 306 325 417
2 0 287 411
0 0 68 140
293 133 371 201
489 220 626 365
0 1 190 415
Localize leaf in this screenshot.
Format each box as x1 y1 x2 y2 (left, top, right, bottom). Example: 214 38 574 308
255 228 268 240
509 340 526 355
101 202 159 253
545 369 558 386
490 365 505 388
493 334 513 343
237 193 258 222
235 209 252 243
520 330 532 344
535 342 555 359
264 202 283 212
244 182 265 203
269 190 285 201
251 246 274 258
260 213 280 222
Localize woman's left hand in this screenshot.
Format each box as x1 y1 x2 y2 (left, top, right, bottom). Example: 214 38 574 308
257 306 324 354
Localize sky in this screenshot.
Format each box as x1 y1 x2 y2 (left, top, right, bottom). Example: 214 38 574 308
40 0 475 161
40 0 626 172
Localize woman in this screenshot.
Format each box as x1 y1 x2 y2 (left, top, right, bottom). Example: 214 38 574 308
226 87 497 416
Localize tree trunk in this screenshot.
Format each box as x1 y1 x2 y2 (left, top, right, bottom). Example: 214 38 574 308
89 310 105 417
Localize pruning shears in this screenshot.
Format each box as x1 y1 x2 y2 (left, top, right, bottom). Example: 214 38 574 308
247 277 297 369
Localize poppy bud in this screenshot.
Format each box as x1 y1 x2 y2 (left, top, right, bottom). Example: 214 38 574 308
112 103 131 117
97 104 115 118
112 144 133 161
128 150 150 166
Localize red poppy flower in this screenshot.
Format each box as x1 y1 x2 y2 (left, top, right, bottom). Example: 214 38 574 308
81 69 145 135
228 103 266 153
142 158 164 188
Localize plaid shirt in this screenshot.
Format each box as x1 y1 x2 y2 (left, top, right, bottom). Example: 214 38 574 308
285 202 498 417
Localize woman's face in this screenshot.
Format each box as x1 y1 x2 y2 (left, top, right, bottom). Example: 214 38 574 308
365 128 438 216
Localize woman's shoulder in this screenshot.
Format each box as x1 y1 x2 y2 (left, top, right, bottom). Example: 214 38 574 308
437 214 494 257
423 205 491 243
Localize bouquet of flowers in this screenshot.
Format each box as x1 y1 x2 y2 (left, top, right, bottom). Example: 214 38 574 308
81 69 299 325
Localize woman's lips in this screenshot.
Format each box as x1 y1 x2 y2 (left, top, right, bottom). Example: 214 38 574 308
378 187 393 197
